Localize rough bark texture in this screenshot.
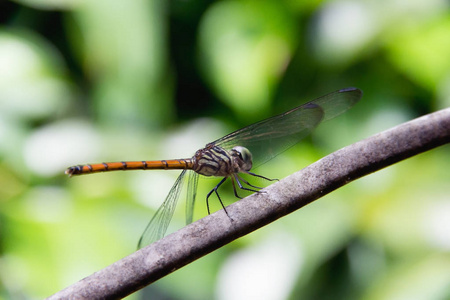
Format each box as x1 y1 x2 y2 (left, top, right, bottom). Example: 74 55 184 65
48 108 450 300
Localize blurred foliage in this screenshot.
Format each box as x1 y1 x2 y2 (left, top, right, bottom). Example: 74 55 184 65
0 0 449 299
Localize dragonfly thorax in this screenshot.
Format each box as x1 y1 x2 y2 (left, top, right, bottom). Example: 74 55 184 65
192 144 253 177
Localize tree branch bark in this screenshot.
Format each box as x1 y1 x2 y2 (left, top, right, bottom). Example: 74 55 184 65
48 107 450 299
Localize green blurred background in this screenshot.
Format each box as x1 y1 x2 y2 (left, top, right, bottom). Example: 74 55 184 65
1 0 449 299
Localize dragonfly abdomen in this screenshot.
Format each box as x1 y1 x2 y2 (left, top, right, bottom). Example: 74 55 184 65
65 159 194 176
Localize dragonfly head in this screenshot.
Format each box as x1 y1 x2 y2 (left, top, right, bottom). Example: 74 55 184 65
231 146 253 172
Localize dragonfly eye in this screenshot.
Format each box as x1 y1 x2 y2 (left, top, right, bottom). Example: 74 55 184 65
231 146 253 171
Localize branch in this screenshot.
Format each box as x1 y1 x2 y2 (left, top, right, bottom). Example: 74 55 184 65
48 108 450 299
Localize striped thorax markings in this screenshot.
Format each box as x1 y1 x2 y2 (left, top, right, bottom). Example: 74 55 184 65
193 145 234 177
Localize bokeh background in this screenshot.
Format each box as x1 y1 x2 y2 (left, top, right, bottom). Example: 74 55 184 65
1 0 450 299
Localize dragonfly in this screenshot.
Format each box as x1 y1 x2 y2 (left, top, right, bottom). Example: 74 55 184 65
66 87 362 248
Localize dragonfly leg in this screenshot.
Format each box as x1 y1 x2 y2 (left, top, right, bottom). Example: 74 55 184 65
230 177 244 199
235 174 263 189
233 174 261 194
245 171 278 182
206 177 229 216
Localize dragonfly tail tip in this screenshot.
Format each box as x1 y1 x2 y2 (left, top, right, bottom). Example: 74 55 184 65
65 168 74 177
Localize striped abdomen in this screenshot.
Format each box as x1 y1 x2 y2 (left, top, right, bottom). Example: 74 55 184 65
65 159 194 176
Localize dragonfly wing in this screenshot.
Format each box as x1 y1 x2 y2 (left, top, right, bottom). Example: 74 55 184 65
309 87 362 122
185 171 199 225
215 88 362 168
137 169 188 249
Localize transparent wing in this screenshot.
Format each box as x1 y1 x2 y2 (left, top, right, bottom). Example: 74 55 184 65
137 169 188 249
185 171 199 225
215 87 362 168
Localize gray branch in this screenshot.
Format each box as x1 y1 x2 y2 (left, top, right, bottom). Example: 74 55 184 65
48 108 450 300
